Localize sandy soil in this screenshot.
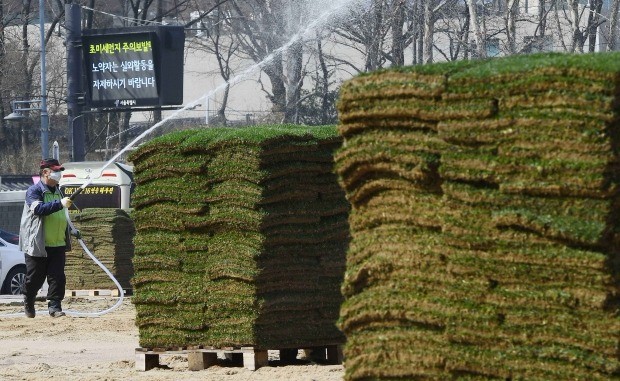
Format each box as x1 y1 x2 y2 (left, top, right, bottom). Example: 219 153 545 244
0 296 344 381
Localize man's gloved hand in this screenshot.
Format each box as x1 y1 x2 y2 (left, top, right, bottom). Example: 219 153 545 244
71 229 82 240
61 197 73 209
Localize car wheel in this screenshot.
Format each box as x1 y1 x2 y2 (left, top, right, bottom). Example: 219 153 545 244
2 266 27 295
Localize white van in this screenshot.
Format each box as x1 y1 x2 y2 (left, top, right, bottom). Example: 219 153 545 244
58 161 134 210
0 234 26 295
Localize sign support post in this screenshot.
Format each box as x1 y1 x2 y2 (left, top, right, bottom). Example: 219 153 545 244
66 3 85 161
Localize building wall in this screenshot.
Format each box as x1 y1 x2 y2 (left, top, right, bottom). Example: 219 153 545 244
0 191 26 234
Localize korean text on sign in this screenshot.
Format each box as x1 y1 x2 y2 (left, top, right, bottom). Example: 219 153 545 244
89 40 152 54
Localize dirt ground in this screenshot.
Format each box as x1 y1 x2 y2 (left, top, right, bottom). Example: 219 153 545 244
0 296 344 381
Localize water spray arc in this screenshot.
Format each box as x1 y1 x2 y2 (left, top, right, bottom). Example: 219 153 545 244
93 0 362 176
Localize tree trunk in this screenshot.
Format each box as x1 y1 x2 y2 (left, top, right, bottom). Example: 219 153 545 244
367 0 384 71
568 0 582 52
264 58 287 115
317 35 330 125
206 1 236 126
284 2 304 123
505 0 519 54
537 0 547 37
391 0 406 66
284 41 303 123
467 0 486 58
217 83 229 126
416 29 424 64
587 0 602 52
423 0 434 63
457 7 471 59
609 0 620 50
0 0 6 144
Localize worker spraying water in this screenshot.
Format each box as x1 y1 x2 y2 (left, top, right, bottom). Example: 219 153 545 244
0 0 362 319
19 159 76 318
0 158 125 319
1 110 195 320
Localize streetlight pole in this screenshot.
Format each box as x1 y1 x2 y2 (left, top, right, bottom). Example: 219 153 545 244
39 0 49 159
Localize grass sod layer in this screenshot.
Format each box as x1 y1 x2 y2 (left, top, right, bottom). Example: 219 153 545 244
336 52 620 380
129 124 348 349
65 208 135 289
440 195 611 248
343 234 612 310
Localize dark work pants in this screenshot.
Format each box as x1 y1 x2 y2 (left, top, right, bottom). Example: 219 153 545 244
24 247 66 308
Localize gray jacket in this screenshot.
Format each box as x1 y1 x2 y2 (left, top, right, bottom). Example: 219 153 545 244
19 181 71 257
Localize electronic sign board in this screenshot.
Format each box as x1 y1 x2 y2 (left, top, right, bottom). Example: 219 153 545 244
60 185 121 209
82 26 184 109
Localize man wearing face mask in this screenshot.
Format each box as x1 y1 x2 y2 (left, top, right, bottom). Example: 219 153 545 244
19 158 80 318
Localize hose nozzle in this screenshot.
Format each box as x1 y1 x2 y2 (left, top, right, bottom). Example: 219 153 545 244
69 186 85 201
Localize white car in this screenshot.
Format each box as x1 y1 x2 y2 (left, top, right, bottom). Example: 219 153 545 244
0 235 26 295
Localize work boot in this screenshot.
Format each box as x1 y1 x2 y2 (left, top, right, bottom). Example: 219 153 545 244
48 300 65 318
24 296 35 318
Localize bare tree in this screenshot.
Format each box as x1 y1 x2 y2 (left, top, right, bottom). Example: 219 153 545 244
222 0 311 122
3 1 63 157
187 1 238 125
331 0 417 68
0 0 66 171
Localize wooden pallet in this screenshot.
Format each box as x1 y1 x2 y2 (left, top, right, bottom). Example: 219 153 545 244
64 289 133 297
135 344 343 372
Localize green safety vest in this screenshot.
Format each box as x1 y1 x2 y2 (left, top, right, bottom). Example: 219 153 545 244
43 192 68 247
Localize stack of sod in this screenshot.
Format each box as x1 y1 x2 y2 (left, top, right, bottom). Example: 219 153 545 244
129 125 349 349
336 52 620 380
65 208 135 290
336 62 465 380
129 129 212 346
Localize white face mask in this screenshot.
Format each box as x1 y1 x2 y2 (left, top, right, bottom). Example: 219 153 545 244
48 171 62 182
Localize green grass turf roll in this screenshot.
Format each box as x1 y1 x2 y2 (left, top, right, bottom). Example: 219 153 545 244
129 124 349 349
337 52 620 380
